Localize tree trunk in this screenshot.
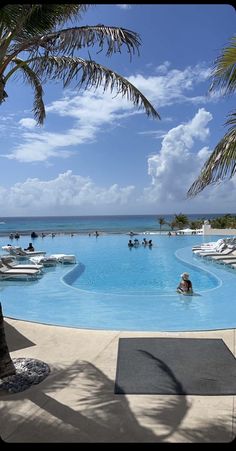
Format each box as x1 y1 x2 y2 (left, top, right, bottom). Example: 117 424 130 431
0 302 16 378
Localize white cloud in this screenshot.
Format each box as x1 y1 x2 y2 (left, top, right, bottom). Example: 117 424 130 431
19 118 37 129
139 108 213 204
0 170 135 215
138 130 167 139
128 64 211 107
1 63 212 163
155 61 171 75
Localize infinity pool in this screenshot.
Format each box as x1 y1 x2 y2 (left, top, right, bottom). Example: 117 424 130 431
1 234 236 331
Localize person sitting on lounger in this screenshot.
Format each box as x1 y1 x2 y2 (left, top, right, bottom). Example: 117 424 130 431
177 272 193 294
24 242 35 252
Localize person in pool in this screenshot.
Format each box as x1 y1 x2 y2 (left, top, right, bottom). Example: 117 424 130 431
24 242 35 252
177 272 193 295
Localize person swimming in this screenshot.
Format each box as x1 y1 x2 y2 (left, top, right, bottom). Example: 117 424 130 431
177 272 193 295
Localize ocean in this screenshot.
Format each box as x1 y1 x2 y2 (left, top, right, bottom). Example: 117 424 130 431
0 213 232 236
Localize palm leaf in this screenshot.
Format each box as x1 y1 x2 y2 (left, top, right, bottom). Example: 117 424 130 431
209 36 236 96
187 120 236 198
187 36 236 197
0 5 89 38
10 58 45 124
30 55 160 119
10 25 141 63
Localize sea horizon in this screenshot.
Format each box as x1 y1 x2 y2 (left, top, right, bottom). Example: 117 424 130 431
0 212 234 237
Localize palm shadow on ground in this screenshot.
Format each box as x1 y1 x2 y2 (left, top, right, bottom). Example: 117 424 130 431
1 356 234 443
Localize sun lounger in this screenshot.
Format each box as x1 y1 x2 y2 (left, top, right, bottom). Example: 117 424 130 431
197 246 235 258
209 250 236 260
2 245 46 258
29 256 58 267
1 257 43 271
0 262 42 280
50 254 76 264
192 239 224 251
13 248 46 257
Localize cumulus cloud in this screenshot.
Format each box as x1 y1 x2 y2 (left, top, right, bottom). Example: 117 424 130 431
0 170 135 215
134 107 236 213
140 108 213 204
1 63 212 163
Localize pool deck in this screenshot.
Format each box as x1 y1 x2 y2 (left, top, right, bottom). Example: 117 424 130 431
0 318 235 443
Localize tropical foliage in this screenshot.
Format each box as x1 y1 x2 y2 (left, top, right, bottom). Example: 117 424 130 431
187 36 236 197
188 220 204 230
0 4 160 125
157 216 165 233
209 213 236 229
173 213 189 230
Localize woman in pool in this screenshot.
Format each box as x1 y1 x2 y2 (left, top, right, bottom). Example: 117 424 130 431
177 272 193 295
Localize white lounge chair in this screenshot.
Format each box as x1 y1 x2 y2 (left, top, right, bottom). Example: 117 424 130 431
29 255 58 267
210 251 236 261
0 262 42 280
192 239 224 251
196 244 234 257
2 245 46 257
50 254 76 264
0 257 43 271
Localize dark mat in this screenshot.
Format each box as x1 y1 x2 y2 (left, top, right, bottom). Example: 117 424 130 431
114 338 236 395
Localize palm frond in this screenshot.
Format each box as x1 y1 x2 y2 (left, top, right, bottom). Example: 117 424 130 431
187 125 236 198
30 55 160 119
0 4 90 38
11 25 141 62
57 25 141 59
225 110 236 131
209 36 236 95
11 58 45 124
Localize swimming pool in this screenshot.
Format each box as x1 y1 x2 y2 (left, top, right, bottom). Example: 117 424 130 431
1 234 236 331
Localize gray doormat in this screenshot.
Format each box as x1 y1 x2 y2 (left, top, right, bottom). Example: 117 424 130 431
114 338 236 395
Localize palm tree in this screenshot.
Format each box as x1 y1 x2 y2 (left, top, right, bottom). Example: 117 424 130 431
169 220 178 231
0 4 160 379
187 36 236 197
0 4 160 125
174 213 189 230
157 216 165 234
189 220 203 230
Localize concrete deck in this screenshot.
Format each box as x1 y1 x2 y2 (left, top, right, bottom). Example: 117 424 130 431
0 318 235 443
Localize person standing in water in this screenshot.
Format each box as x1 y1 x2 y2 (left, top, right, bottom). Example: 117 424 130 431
177 272 193 294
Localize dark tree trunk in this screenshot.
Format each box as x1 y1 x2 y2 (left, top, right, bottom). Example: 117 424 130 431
0 302 16 378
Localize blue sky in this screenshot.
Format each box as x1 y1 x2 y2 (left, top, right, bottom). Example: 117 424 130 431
0 3 235 216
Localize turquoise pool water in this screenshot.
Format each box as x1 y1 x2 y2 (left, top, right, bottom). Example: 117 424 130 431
0 234 236 331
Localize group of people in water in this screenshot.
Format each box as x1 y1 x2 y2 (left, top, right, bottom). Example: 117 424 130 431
128 238 153 248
